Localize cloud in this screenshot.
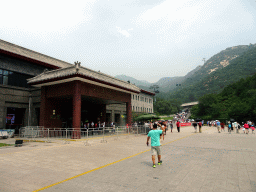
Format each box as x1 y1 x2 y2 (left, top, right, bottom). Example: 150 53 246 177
0 0 97 34
116 27 133 37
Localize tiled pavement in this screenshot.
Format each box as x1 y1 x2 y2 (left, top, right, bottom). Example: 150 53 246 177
0 126 255 192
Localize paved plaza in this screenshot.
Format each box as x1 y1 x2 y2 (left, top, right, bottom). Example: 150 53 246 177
0 126 256 192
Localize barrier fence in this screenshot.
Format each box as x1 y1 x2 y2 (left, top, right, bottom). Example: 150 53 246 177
19 125 152 143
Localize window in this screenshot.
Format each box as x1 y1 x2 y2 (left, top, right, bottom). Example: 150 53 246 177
0 69 33 88
133 95 134 100
133 106 134 111
0 69 2 84
141 107 142 111
3 70 8 85
136 95 137 100
138 96 139 100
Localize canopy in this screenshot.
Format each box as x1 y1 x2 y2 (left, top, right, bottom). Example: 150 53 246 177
135 114 160 121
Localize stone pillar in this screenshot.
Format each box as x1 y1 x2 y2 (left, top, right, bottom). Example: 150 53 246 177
111 110 115 123
0 102 5 129
28 94 32 126
72 81 81 139
126 101 132 126
100 104 106 124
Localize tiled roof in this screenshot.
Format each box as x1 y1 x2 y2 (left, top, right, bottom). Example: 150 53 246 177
0 39 72 68
140 89 155 96
0 39 141 93
27 64 141 93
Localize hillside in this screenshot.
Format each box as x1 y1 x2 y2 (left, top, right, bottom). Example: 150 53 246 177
115 75 151 87
115 43 256 99
169 44 256 103
191 72 256 122
154 76 184 91
115 74 184 93
115 66 200 93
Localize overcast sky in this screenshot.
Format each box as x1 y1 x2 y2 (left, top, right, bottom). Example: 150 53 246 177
1 0 256 83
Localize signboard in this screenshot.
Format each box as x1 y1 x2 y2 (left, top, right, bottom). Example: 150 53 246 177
6 114 15 124
180 123 191 127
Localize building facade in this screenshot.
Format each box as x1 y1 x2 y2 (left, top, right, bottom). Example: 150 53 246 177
131 91 154 114
0 40 154 135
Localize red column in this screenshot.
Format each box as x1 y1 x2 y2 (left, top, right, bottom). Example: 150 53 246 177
100 104 106 123
39 86 47 127
72 81 81 139
126 101 132 126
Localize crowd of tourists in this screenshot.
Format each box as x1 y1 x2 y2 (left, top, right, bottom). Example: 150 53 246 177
206 120 255 134
146 117 255 168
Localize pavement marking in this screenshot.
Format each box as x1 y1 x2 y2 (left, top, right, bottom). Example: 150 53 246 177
33 132 195 192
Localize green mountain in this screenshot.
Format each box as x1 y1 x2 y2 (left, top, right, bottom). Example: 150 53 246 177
154 76 184 91
115 74 185 93
169 43 256 103
191 72 256 122
115 75 151 87
115 43 256 101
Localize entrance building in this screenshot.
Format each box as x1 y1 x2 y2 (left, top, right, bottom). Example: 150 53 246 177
28 62 140 138
0 40 154 137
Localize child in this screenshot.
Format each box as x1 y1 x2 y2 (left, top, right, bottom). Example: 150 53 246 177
251 125 255 134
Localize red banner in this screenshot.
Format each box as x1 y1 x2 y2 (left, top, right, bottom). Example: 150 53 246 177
180 123 191 127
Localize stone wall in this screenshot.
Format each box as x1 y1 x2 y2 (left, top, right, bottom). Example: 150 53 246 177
0 84 41 129
106 103 126 126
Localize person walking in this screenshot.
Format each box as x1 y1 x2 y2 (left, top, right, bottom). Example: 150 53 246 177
147 123 163 168
170 121 173 133
233 121 238 133
242 122 246 133
216 120 221 133
220 122 225 132
176 120 180 133
192 121 197 133
244 122 249 134
228 121 232 134
198 121 202 133
237 122 241 133
251 122 255 134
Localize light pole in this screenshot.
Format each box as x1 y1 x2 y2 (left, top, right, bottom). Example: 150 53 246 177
150 85 159 102
202 58 206 64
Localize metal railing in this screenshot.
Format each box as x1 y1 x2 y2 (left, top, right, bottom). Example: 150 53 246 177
19 125 151 143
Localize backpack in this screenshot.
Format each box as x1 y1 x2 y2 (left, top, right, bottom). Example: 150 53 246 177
238 124 241 129
228 124 231 128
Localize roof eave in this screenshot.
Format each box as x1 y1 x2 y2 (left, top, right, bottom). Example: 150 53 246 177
28 73 140 94
0 49 60 69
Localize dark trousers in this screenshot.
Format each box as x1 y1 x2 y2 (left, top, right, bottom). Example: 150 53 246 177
177 127 180 132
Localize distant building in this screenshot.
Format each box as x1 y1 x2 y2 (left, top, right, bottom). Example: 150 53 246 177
181 101 199 112
131 90 154 114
